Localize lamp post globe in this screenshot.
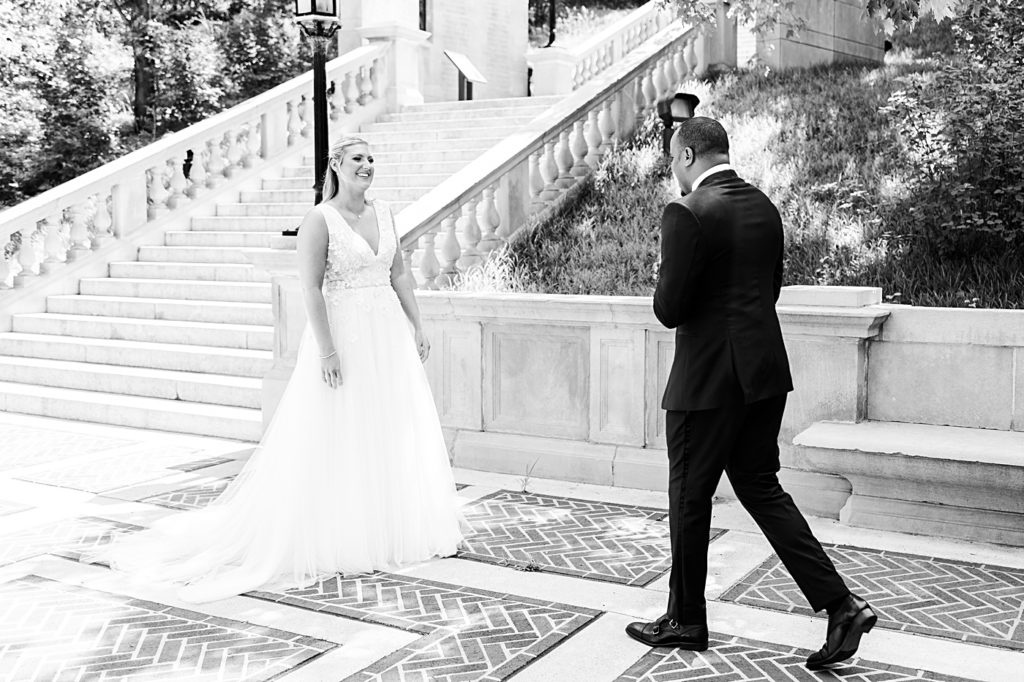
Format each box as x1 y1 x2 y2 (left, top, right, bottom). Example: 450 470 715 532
293 0 341 223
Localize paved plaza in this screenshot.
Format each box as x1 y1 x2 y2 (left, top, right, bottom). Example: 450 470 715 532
0 413 1020 681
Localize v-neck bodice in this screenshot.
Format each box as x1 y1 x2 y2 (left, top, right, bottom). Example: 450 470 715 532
320 200 396 297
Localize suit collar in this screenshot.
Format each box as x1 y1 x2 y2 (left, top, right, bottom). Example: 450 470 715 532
691 164 735 191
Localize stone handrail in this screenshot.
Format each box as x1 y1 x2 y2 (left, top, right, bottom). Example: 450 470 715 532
0 42 391 290
396 18 704 290
529 0 675 95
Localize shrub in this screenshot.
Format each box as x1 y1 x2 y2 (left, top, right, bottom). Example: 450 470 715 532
149 20 227 132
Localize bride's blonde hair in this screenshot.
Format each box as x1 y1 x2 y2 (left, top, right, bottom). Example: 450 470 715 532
321 135 370 203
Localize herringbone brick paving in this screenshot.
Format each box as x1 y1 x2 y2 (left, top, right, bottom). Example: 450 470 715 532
0 515 141 567
616 633 975 681
0 576 334 681
459 490 721 585
249 572 599 681
721 544 1024 651
0 424 135 472
144 476 235 510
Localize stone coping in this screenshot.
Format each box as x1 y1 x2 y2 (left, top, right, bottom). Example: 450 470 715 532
795 420 1024 468
879 305 1024 346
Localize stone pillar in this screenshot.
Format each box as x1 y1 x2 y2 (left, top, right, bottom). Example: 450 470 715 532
246 239 305 428
528 47 577 96
359 23 432 108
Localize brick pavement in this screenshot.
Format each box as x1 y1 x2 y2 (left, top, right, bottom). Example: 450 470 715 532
0 414 1018 682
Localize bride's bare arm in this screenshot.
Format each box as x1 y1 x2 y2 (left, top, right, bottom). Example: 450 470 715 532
297 211 343 386
389 246 431 362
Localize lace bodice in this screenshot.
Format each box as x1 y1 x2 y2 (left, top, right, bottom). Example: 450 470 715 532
320 200 396 298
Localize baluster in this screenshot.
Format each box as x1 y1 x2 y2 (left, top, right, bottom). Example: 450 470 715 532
40 216 65 274
92 192 114 247
358 66 373 105
287 99 302 145
0 253 9 289
456 196 482 271
652 57 670 99
168 155 189 209
205 137 226 188
13 223 39 286
572 65 584 90
539 140 560 202
633 75 647 126
528 150 545 202
476 183 503 256
329 80 342 121
370 59 382 101
299 96 312 138
436 212 462 289
344 72 360 113
148 164 171 219
188 148 207 198
243 119 260 167
663 49 679 89
224 131 243 177
419 229 440 291
674 44 688 81
554 128 575 189
683 37 698 77
598 99 616 152
695 32 709 77
401 240 417 288
641 66 657 111
68 202 92 259
585 108 604 170
570 119 590 178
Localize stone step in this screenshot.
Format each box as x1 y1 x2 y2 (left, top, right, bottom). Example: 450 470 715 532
245 186 436 202
11 313 274 351
0 356 261 409
214 202 311 217
0 380 262 441
794 420 1024 546
80 277 271 303
355 126 518 143
365 114 536 131
164 231 279 248
250 174 451 192
301 148 482 165
396 95 561 114
0 332 272 378
190 215 303 232
281 161 466 177
305 138 504 155
109 261 266 282
137 245 275 264
47 294 274 326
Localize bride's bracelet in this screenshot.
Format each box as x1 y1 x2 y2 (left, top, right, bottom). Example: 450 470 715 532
319 350 337 360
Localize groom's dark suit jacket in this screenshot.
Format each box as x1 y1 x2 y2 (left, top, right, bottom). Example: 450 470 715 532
654 169 793 411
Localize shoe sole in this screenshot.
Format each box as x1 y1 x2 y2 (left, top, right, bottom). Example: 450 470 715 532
806 607 877 670
624 627 709 651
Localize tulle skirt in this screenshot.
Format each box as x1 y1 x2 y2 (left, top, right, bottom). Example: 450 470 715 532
95 284 464 603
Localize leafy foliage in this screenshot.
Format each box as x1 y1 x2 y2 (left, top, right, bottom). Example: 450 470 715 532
505 11 1024 308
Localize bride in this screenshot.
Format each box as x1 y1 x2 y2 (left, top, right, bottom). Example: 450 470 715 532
95 136 465 602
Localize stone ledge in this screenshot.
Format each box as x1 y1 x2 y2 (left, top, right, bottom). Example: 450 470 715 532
795 420 1024 545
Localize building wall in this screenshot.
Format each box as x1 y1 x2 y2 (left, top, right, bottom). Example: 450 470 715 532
419 0 529 102
741 0 884 71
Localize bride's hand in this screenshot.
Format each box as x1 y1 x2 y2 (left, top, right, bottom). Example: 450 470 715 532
320 351 342 388
415 328 430 363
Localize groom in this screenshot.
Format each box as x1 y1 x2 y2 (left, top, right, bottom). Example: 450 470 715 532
625 110 877 670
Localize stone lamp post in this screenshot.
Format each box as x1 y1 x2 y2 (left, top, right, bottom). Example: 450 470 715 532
293 0 341 213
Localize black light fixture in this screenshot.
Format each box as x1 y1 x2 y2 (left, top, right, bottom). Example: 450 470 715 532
657 92 700 156
293 0 341 219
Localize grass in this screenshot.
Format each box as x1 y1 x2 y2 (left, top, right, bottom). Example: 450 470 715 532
479 53 1024 309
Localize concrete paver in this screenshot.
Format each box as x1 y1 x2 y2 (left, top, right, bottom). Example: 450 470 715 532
0 413 1020 682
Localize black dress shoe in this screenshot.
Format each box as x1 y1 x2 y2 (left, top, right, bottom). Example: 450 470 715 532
625 616 709 650
806 594 877 669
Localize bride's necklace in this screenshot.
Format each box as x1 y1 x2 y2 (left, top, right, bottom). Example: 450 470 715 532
339 198 369 222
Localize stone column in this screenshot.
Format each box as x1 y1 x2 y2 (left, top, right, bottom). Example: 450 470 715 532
528 47 577 96
246 239 304 428
359 20 431 109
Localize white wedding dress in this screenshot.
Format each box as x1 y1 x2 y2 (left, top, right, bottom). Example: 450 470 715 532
96 200 464 603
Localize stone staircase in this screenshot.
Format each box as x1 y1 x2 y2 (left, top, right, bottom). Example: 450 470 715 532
0 96 561 441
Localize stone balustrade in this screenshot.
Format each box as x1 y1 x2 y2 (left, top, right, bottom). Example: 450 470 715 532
528 0 681 96
0 43 391 295
395 17 703 291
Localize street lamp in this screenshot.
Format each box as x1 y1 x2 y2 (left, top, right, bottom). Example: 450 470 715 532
294 0 340 209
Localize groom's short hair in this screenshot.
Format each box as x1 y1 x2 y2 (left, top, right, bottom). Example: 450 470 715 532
673 117 730 158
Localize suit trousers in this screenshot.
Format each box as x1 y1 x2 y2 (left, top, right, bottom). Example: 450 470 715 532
665 394 848 624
